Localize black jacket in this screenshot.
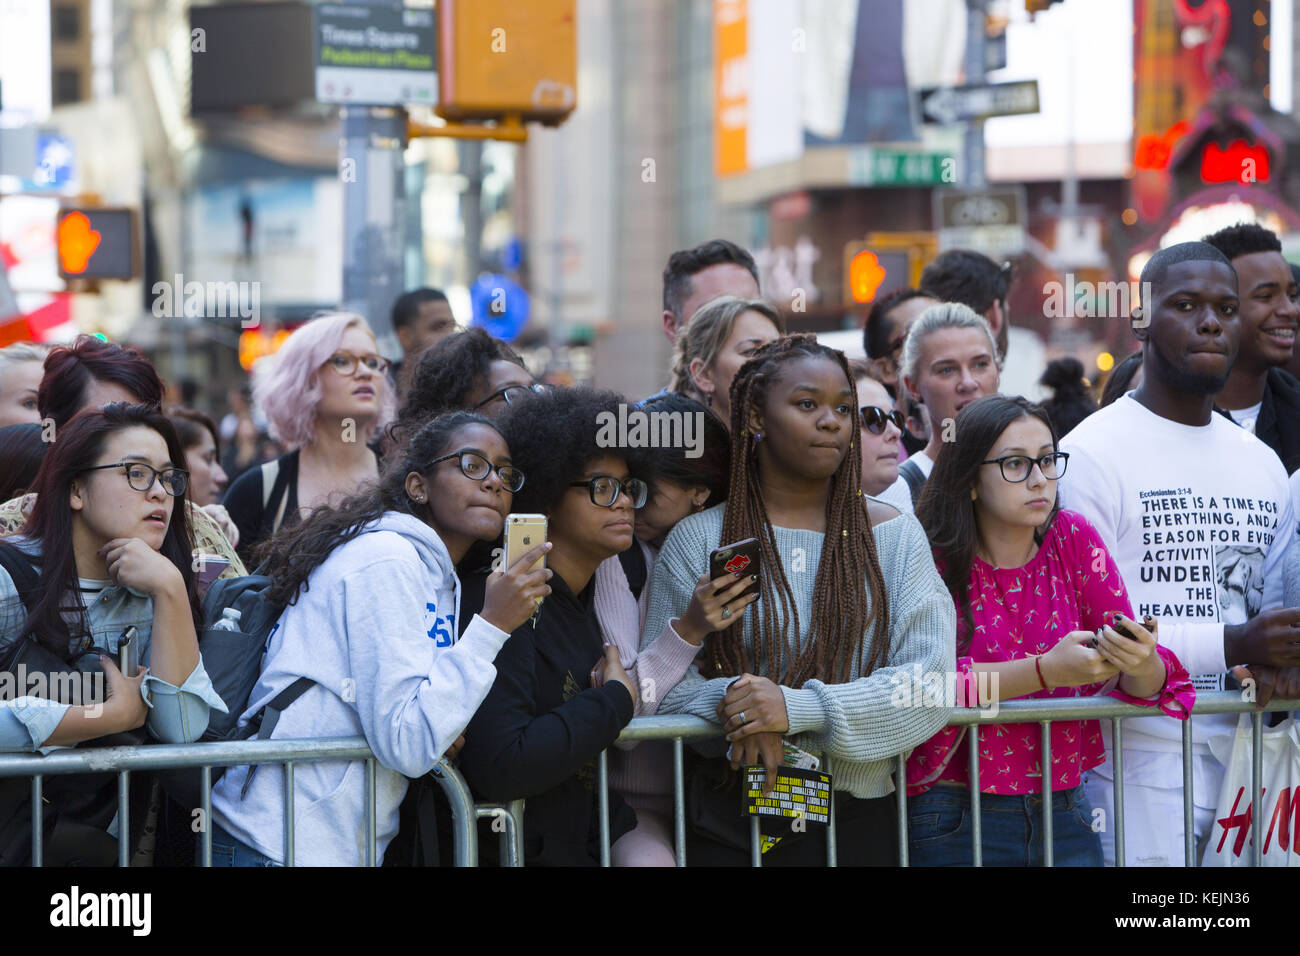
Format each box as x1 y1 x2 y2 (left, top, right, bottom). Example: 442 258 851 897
457 568 636 866
1215 368 1300 475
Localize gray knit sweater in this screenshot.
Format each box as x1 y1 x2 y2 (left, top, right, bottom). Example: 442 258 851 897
642 501 956 800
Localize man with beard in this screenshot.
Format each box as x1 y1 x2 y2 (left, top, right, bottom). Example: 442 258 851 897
1059 241 1299 866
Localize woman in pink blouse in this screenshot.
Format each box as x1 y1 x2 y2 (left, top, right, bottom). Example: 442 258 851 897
909 395 1193 866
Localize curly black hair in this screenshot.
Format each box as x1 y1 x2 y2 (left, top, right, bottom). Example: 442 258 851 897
391 328 526 445
496 386 653 516
1202 221 1282 262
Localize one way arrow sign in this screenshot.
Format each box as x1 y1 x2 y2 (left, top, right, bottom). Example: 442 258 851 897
918 80 1040 125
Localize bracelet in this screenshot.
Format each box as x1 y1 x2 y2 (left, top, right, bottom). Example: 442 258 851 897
1034 654 1050 691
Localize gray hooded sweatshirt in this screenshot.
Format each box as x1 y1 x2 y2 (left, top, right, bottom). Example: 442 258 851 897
211 512 509 865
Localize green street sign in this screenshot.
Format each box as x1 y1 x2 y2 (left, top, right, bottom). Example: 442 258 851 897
848 148 955 187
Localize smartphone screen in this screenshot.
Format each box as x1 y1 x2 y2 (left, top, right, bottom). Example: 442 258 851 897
710 538 761 600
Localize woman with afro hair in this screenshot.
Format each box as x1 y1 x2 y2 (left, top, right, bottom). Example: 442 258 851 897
390 328 543 447
456 386 653 866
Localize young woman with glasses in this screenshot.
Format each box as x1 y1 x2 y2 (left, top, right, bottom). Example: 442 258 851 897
907 395 1192 866
209 411 550 866
456 387 653 866
223 313 396 565
646 335 957 866
392 328 542 446
0 403 226 868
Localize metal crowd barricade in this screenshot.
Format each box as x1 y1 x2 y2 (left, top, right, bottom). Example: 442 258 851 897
0 736 481 867
579 691 1299 868
1 692 1294 867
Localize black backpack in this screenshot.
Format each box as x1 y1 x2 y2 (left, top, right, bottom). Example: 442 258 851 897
0 543 152 866
158 571 315 809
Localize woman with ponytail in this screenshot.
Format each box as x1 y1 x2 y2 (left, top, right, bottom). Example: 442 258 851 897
1038 356 1098 439
644 334 956 865
669 296 783 428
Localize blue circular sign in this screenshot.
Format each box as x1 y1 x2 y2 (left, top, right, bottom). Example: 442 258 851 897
470 274 530 343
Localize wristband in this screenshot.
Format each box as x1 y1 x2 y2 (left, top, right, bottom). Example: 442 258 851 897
1034 655 1050 691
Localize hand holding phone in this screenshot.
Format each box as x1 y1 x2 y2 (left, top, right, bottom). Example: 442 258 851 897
709 539 761 600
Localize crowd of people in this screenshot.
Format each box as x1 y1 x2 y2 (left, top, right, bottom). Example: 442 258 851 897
0 225 1297 868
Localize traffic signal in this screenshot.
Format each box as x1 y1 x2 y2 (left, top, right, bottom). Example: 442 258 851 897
56 207 139 280
844 243 910 305
437 0 576 124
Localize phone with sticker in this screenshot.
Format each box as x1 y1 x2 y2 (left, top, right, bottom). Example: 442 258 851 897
710 538 761 600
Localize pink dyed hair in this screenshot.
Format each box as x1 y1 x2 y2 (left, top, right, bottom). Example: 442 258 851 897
253 312 396 448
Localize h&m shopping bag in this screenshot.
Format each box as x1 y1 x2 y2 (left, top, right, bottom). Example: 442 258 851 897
1204 715 1300 867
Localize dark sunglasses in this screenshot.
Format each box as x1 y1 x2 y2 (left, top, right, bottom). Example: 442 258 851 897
859 406 906 435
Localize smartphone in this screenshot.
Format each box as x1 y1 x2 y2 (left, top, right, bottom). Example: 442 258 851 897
118 626 138 676
710 538 761 600
504 514 548 603
195 555 230 592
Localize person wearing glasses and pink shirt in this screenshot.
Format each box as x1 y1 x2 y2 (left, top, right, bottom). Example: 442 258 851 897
223 313 396 565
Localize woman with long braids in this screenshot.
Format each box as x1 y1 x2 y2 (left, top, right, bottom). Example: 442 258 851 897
209 412 551 866
645 334 956 865
907 395 1193 866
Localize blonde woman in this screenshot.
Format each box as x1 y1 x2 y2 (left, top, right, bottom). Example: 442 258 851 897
223 313 396 563
670 296 785 429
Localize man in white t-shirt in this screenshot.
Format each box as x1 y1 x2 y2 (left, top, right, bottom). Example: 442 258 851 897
1059 241 1300 866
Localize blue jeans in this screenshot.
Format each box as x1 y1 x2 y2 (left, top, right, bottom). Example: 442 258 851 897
198 823 284 867
908 784 1103 867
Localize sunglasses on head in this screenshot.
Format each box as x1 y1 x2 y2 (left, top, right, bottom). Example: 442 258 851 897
859 406 906 435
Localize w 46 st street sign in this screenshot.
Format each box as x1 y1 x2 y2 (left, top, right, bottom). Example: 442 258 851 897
917 80 1040 126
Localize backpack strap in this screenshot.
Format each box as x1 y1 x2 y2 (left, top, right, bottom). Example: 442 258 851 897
260 457 292 537
898 458 926 509
239 676 316 799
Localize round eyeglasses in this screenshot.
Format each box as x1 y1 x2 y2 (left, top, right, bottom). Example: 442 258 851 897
859 405 906 435
428 450 525 493
82 462 189 497
568 475 648 510
326 352 391 376
473 383 547 410
980 452 1069 483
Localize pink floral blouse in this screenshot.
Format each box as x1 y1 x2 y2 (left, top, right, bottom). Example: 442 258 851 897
906 510 1194 796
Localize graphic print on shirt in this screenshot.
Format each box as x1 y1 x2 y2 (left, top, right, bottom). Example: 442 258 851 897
424 601 457 647
1135 487 1280 689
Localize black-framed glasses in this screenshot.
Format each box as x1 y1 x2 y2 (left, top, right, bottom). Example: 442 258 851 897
326 351 391 376
980 452 1069 483
568 475 648 509
859 405 906 435
82 462 189 497
429 450 525 493
473 383 547 410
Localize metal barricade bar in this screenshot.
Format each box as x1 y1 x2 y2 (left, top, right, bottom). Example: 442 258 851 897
2 694 1295 867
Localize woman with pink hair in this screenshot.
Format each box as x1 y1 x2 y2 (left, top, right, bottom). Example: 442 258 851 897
223 313 396 564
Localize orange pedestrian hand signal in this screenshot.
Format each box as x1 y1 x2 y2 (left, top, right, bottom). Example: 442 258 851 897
849 250 887 303
57 211 102 274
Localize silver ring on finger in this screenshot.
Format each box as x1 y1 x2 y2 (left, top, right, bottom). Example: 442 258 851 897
721 607 733 620
737 710 746 725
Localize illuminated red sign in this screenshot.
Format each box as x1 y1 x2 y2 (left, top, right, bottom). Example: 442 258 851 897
1201 140 1270 184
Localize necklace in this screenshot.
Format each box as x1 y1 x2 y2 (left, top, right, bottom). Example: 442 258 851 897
977 536 1037 570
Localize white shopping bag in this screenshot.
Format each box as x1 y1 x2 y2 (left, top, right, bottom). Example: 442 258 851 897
1203 715 1300 867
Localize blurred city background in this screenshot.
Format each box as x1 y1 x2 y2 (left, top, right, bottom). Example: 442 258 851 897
0 0 1294 418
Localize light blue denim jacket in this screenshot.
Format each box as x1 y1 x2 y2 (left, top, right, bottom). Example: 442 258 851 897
0 539 226 752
